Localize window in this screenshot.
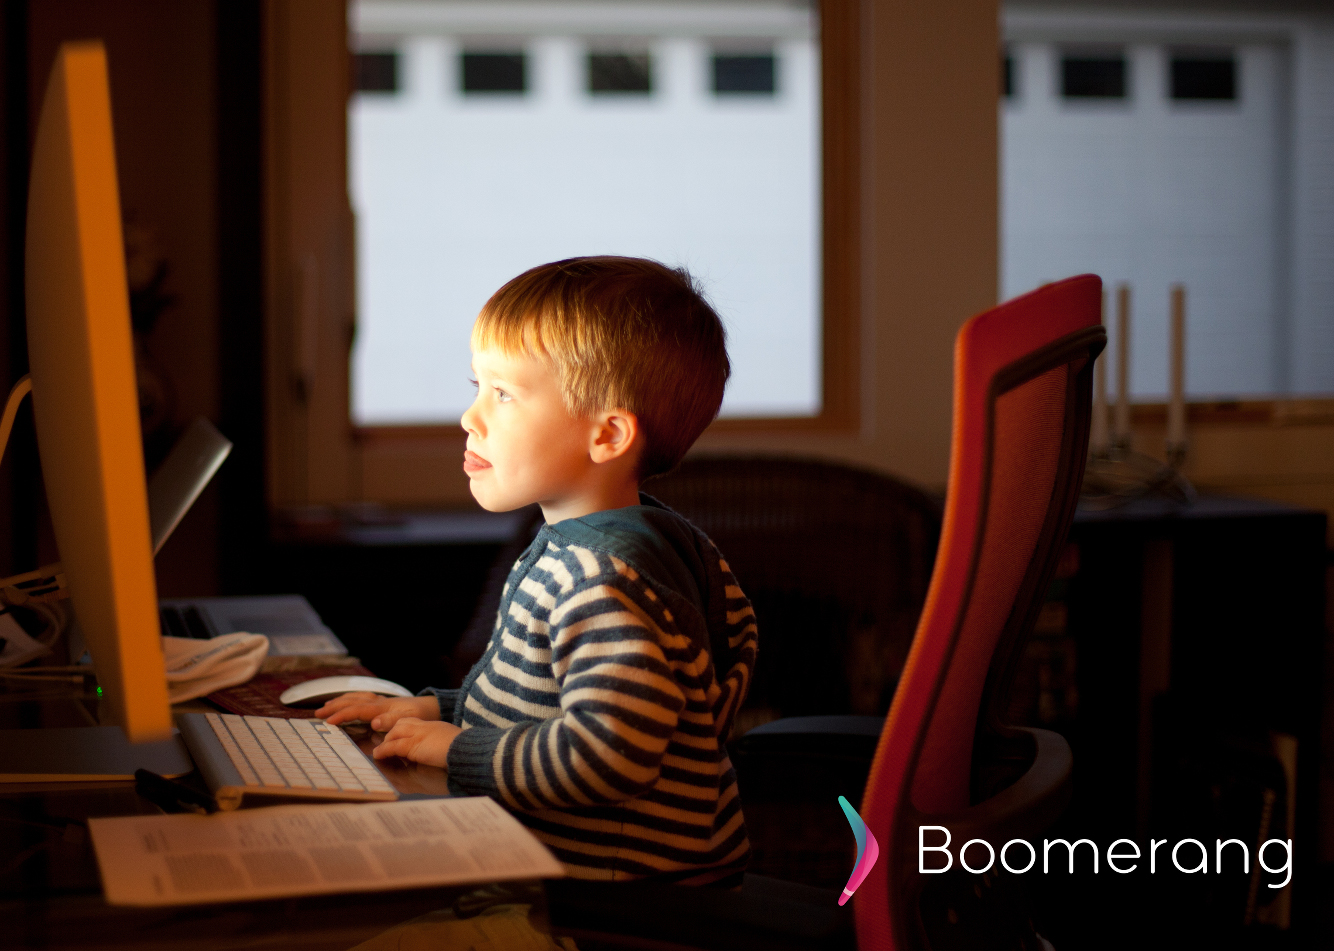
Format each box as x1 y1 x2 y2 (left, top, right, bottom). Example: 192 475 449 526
350 4 823 425
1061 54 1126 99
461 52 527 94
1170 54 1236 101
354 51 398 93
1002 41 1328 398
587 52 652 94
1002 52 1014 98
713 53 776 95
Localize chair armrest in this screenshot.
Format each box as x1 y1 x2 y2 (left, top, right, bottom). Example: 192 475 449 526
914 727 1072 847
731 719 1071 844
729 716 884 803
742 715 886 739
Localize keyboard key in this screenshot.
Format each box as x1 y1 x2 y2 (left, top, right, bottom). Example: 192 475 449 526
221 715 285 786
247 717 314 789
273 718 339 790
203 713 390 797
205 712 259 786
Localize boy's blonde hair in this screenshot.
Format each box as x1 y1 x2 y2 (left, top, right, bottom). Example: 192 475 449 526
472 256 730 478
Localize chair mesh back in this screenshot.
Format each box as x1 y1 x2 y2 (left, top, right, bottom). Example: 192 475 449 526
913 365 1068 812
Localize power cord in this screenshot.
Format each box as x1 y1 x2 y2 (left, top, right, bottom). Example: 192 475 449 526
0 374 31 471
0 375 87 701
0 374 71 620
0 600 90 701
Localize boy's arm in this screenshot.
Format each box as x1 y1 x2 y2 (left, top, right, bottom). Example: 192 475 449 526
446 577 686 810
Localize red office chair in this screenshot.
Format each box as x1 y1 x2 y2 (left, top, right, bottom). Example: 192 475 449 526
855 274 1104 950
547 275 1105 951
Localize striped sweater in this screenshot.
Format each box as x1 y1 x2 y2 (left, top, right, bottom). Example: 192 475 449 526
426 496 758 883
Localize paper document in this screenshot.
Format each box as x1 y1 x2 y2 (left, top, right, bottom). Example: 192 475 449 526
89 796 564 907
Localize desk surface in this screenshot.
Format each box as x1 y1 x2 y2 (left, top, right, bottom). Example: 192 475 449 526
0 697 533 951
1074 492 1325 525
272 507 530 548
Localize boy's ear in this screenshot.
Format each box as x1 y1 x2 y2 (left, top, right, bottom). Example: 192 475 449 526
588 409 640 465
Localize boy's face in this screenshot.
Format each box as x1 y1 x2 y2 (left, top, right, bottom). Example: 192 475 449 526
460 347 602 516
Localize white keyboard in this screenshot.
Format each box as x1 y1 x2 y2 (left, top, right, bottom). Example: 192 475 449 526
179 712 398 808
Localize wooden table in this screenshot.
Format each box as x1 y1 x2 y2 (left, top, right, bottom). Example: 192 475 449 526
0 695 559 951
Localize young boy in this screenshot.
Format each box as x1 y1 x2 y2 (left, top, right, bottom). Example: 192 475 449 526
319 256 758 885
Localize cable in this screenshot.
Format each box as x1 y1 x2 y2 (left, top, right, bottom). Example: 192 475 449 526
0 374 31 472
0 379 74 649
0 578 70 654
0 600 73 674
31 599 69 648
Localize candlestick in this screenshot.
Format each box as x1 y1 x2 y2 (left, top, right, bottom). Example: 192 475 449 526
1114 284 1130 453
1091 289 1109 456
1167 284 1186 461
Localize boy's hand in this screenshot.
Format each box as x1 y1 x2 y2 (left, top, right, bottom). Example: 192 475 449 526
317 693 439 731
372 718 462 769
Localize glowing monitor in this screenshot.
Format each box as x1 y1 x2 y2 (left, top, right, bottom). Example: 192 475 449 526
24 41 171 742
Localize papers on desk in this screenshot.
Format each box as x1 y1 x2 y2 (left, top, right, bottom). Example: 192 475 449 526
88 796 564 907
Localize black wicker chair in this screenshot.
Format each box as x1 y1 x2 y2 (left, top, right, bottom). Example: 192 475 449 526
644 455 942 888
646 455 941 726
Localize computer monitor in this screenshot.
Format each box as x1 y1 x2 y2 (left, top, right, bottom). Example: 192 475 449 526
23 41 172 743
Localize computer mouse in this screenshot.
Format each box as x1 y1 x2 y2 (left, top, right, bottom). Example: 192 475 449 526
279 675 414 707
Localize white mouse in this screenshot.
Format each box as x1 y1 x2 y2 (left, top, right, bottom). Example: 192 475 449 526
279 675 414 707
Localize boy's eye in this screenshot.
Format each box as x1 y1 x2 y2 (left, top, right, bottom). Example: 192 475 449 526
495 388 512 403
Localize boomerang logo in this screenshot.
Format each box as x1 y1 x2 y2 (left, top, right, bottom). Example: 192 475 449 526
838 795 879 905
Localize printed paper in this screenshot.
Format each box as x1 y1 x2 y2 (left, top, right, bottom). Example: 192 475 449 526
89 796 564 906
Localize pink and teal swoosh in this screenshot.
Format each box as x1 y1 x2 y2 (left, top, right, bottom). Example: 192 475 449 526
838 795 879 905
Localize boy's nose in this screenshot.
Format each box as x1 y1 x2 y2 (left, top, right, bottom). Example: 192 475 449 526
461 401 481 436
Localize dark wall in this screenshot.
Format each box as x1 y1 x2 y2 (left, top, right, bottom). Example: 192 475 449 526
0 0 33 580
0 0 265 594
214 0 266 596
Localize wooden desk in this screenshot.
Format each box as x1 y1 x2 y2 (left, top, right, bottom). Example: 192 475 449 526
1029 494 1327 942
0 696 557 951
1060 495 1326 843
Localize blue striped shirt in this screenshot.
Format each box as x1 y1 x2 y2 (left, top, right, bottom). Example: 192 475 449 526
435 498 758 883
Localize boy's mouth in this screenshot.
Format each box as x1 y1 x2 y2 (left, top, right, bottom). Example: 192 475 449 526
463 450 491 474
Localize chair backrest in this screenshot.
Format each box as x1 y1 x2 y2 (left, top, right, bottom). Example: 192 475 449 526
646 456 942 725
856 276 1105 950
